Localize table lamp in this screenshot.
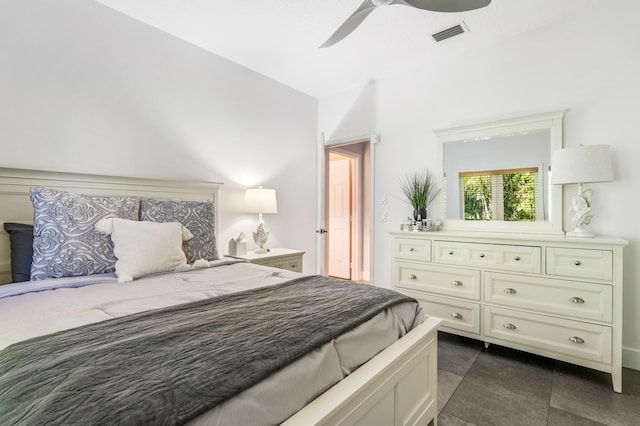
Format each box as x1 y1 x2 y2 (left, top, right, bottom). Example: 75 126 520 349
245 187 278 253
550 144 613 237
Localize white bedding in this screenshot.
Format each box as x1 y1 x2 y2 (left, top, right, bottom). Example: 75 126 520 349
0 259 421 424
0 259 293 350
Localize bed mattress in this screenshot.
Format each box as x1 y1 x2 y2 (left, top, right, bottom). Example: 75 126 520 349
0 259 422 425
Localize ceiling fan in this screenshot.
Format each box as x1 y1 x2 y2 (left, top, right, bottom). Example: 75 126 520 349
320 0 491 48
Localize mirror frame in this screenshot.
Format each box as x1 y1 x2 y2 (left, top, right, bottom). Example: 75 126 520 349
435 110 566 235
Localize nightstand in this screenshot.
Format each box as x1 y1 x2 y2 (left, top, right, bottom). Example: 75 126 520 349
226 248 305 273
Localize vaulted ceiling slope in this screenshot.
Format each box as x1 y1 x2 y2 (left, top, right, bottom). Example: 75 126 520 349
96 0 601 99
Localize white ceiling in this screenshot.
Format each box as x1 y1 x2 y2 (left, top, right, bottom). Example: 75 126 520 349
95 0 600 99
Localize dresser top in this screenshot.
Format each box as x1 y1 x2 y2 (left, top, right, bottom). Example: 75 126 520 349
390 231 628 247
225 248 305 261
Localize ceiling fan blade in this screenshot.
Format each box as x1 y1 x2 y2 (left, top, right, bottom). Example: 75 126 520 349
320 0 378 48
403 0 491 13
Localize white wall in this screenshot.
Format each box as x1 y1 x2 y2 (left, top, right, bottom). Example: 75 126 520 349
319 82 377 143
321 1 640 368
0 1 319 272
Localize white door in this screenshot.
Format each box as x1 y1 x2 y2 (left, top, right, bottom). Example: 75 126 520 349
328 155 351 279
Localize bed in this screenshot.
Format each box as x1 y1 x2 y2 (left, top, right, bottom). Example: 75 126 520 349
0 167 441 426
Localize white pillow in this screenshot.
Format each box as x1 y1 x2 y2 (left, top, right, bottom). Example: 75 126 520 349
96 218 193 282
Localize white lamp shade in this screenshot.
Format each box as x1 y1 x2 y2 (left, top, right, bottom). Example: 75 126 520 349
550 144 613 185
245 188 278 214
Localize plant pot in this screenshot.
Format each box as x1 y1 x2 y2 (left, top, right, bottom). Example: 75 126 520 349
413 209 427 221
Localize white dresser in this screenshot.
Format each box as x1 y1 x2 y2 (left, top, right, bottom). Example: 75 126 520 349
390 231 627 392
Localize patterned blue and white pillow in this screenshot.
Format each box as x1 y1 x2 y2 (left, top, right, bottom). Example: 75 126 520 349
140 199 218 263
29 187 140 280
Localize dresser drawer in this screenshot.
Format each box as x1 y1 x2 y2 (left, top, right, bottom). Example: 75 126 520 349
546 247 613 281
393 237 431 262
485 272 612 322
484 306 612 364
418 294 480 335
256 257 302 272
394 262 480 300
435 241 541 273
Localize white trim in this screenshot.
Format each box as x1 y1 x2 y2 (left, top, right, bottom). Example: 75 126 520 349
369 133 378 284
316 133 327 275
623 346 640 370
325 134 371 147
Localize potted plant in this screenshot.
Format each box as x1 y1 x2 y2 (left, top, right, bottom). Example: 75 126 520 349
400 170 440 221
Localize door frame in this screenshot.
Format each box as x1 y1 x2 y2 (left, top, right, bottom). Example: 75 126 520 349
317 133 379 283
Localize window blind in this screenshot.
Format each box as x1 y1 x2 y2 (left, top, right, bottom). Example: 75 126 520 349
459 167 539 221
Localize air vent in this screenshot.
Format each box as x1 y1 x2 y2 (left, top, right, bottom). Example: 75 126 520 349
432 22 468 42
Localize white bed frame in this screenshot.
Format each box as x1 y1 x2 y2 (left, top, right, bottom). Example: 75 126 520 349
0 167 441 426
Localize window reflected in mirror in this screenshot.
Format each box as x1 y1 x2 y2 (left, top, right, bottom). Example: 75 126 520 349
460 168 539 221
443 129 550 222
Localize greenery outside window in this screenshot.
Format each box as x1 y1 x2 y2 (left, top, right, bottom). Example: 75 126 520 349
461 168 539 222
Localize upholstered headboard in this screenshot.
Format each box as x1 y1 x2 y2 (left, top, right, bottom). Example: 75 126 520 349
0 167 222 284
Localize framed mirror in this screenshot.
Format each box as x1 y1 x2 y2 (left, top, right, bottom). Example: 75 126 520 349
435 110 566 234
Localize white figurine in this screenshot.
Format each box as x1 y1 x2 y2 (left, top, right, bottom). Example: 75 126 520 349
253 223 269 253
568 188 594 237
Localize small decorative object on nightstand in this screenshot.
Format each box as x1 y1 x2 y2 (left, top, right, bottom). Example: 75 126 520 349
245 187 278 253
551 144 614 237
227 232 247 256
226 248 305 273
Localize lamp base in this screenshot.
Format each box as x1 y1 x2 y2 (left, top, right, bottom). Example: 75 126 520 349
252 221 270 254
566 183 596 238
566 227 595 238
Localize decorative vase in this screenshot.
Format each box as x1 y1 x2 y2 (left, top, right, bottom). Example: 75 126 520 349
413 209 427 221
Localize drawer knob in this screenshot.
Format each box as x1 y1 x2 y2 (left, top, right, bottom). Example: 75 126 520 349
574 260 582 266
569 297 585 304
451 312 463 319
409 248 415 252
514 256 521 261
448 250 454 255
452 280 463 286
503 323 517 330
408 274 417 280
503 288 517 294
480 253 485 258
569 336 585 344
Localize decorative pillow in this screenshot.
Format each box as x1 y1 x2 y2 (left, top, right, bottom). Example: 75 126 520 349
140 199 218 263
95 218 195 282
29 187 140 280
3 223 34 282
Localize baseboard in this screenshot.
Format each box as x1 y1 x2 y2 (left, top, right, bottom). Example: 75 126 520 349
623 346 640 371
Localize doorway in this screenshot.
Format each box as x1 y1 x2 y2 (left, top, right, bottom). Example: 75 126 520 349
324 141 371 283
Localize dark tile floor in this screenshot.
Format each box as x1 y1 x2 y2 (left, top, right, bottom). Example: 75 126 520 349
437 332 640 426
